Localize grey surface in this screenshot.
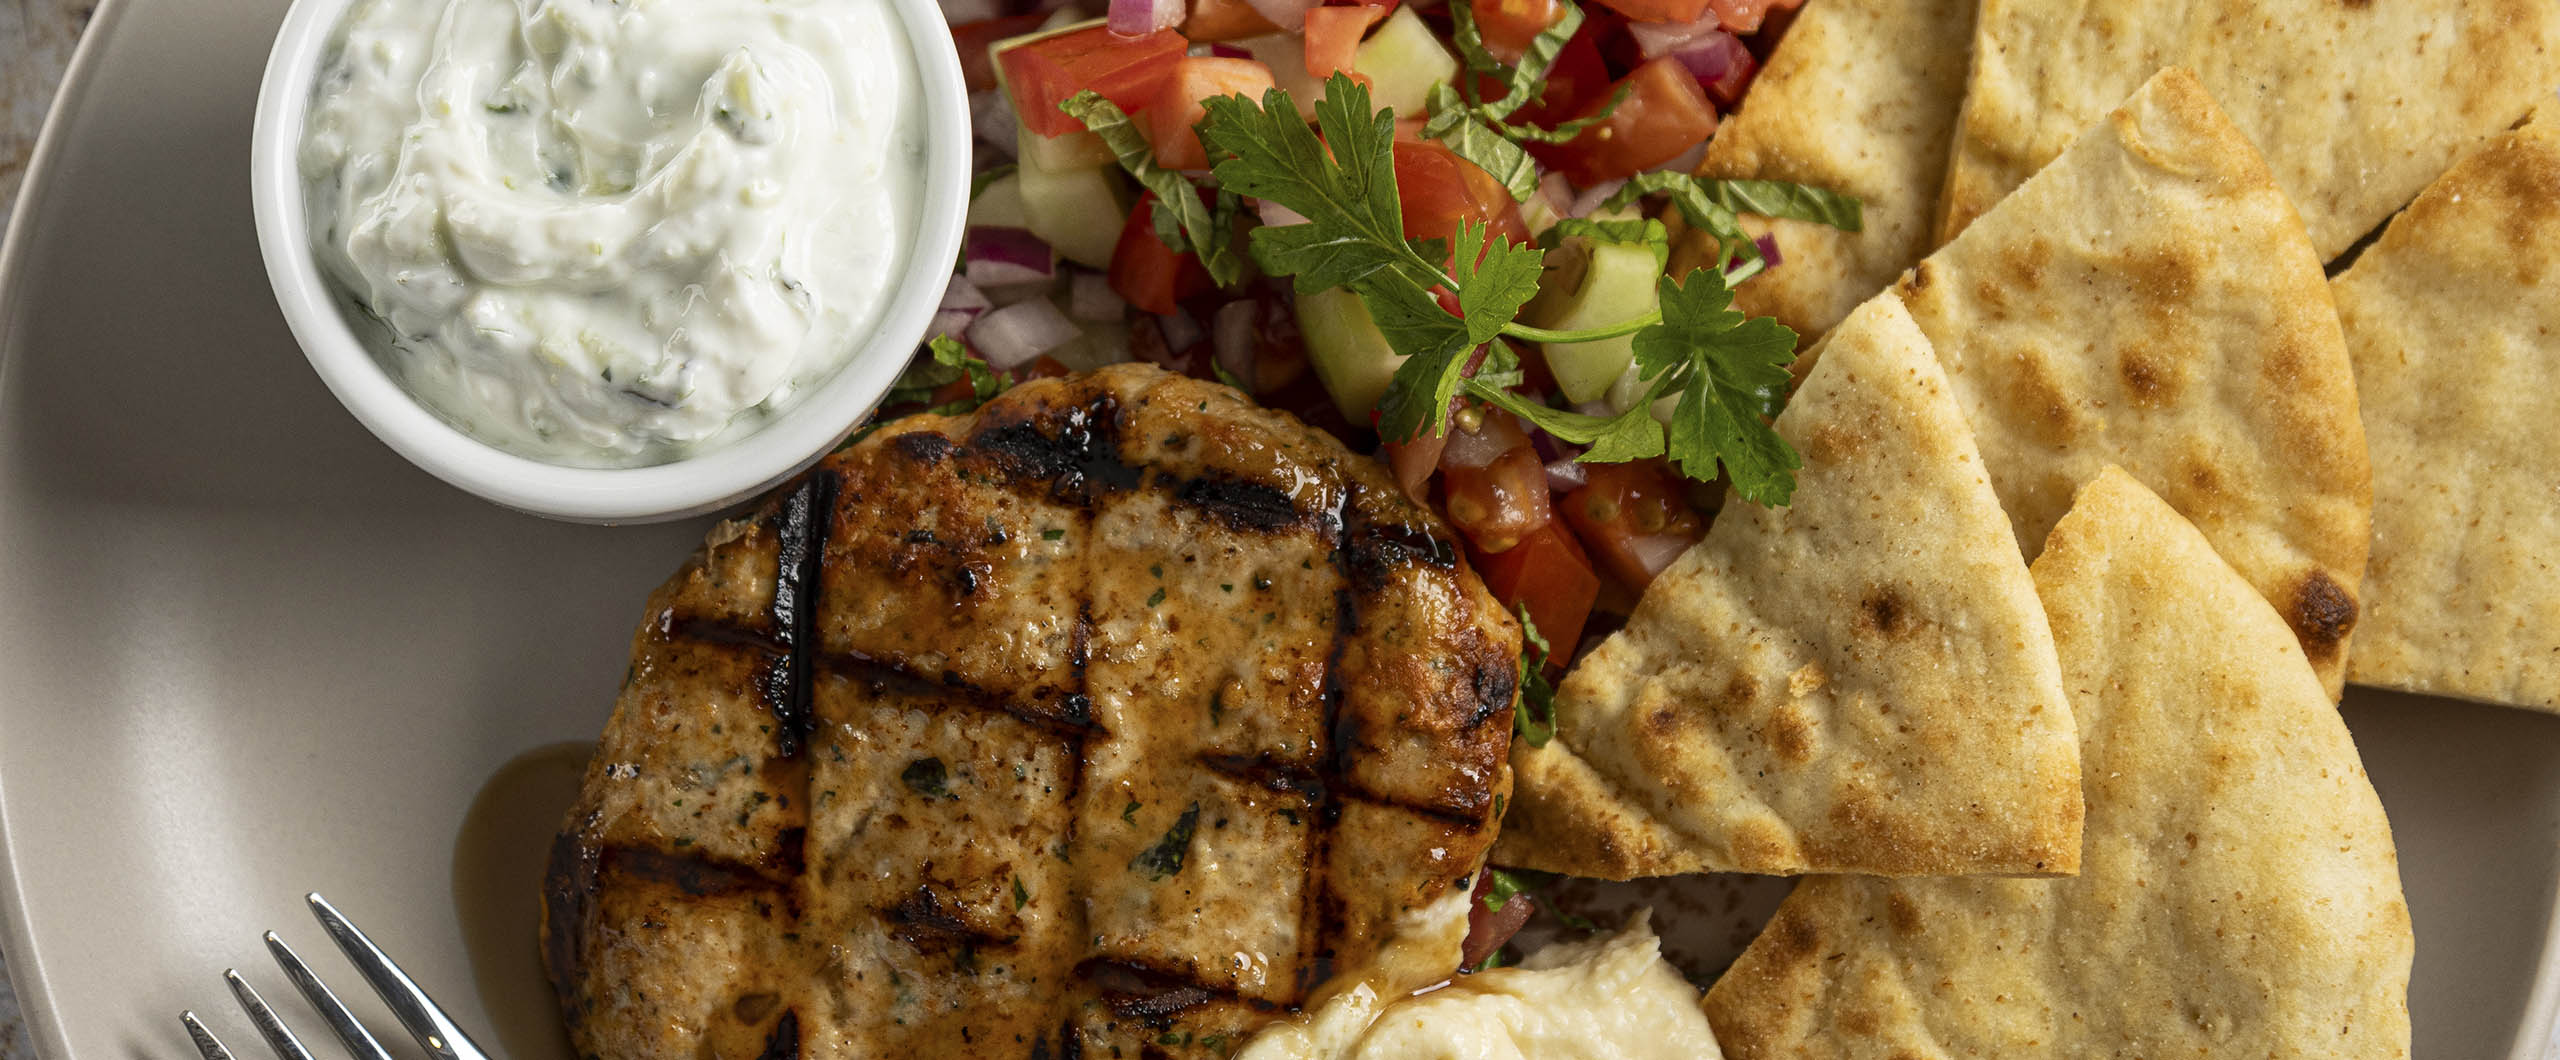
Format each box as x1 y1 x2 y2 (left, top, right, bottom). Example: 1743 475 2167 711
0 5 2557 1060
2 4 91 1056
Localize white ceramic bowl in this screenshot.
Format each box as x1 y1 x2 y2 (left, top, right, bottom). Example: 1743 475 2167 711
248 0 971 524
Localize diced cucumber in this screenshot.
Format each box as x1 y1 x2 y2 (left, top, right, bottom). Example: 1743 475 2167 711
1353 8 1458 118
1528 239 1662 404
1017 120 1116 171
1018 151 1128 268
1241 33 1324 121
1297 287 1405 422
969 172 1029 230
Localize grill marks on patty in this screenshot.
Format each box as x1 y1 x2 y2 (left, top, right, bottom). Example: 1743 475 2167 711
544 366 1519 1060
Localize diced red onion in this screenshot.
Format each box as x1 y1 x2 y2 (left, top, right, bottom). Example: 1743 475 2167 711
1109 0 1185 37
1628 15 1725 60
1440 421 1511 470
1459 872 1536 969
964 226 1055 288
1571 397 1615 417
1628 533 1692 581
967 298 1082 370
1543 459 1589 492
939 0 1003 25
1068 270 1127 322
1676 32 1757 106
1532 172 1573 224
1159 306 1205 352
941 273 994 315
1530 428 1582 466
1209 42 1253 59
1754 233 1783 268
1242 0 1319 33
970 90 1019 157
1568 179 1626 219
928 310 974 339
1257 199 1312 228
1212 300 1259 388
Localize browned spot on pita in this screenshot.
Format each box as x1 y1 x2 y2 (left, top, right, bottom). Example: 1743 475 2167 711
2119 343 2181 408
2121 245 2199 317
1839 1008 1881 1036
1999 348 2080 444
1896 260 1933 297
1769 706 1816 763
1857 588 1915 637
1802 421 1866 466
1759 903 1823 964
1644 705 1682 738
2284 568 2358 663
1886 892 1925 935
1731 818 1794 868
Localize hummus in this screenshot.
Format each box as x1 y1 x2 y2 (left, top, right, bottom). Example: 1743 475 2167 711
1238 910 1725 1060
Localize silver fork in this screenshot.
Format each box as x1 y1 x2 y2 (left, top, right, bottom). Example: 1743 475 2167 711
180 893 493 1060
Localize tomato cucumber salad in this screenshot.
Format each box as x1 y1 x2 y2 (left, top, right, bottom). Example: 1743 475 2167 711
896 0 1858 691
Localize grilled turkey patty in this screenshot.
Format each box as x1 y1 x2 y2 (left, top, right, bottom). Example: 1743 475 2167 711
542 364 1522 1060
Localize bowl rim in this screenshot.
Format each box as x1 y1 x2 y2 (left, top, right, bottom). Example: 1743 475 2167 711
247 0 971 524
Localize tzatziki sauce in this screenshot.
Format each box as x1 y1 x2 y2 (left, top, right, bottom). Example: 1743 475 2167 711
301 0 922 467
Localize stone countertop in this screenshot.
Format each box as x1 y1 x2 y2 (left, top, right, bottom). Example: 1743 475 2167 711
2 1 95 1055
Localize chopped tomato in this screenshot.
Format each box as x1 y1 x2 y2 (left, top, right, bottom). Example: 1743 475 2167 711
1589 0 1710 24
1150 57 1277 170
1186 0 1284 41
1705 0 1799 32
1473 522 1600 663
1000 27 1189 139
1439 412 1550 553
1560 459 1704 591
953 13 1053 93
1015 355 1076 381
1303 5 1388 80
1472 0 1567 63
1393 140 1530 255
1108 195 1213 315
1537 57 1717 184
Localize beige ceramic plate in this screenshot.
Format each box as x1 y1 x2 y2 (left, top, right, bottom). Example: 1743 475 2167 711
3 3 2559 1059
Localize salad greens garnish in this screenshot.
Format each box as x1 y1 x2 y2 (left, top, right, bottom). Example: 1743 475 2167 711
1195 75 1823 504
1607 171 1863 281
1424 0 1628 200
883 335 1006 415
1058 91 1246 285
1514 605 1559 748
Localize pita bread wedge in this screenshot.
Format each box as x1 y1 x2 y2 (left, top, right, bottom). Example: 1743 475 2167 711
2334 112 2560 711
1891 67 2370 697
1492 292 2081 880
1937 0 2560 258
1668 0 1975 343
1704 468 2413 1060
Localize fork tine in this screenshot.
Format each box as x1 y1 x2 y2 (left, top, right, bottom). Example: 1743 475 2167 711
304 892 490 1060
220 971 315 1060
180 1011 237 1060
265 931 395 1060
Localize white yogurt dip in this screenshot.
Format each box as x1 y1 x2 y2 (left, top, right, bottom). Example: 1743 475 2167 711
301 0 922 466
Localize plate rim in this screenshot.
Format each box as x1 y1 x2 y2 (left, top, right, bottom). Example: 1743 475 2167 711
0 3 142 1057
0 4 2552 1059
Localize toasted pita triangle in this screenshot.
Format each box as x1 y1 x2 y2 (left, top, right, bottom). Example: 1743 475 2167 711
1670 0 1976 343
1889 67 2369 697
1491 292 2081 879
1937 0 2560 258
2336 112 2560 711
1704 469 2413 1060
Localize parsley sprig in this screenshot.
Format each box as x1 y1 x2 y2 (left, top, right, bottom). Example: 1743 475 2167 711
1196 75 1817 504
1058 91 1245 285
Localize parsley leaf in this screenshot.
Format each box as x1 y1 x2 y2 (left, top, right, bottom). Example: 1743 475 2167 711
1513 605 1558 748
1130 802 1201 881
1059 91 1243 286
881 336 1005 415
1638 269 1799 501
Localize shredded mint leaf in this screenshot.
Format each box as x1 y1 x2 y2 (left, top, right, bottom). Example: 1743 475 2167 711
1544 217 1671 270
1633 270 1800 503
1605 172 1863 278
1130 802 1201 881
1513 605 1558 748
1423 83 1540 202
1058 91 1242 286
